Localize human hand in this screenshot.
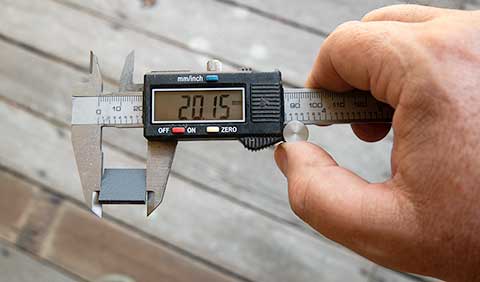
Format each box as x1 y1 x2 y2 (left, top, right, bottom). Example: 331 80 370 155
274 5 480 281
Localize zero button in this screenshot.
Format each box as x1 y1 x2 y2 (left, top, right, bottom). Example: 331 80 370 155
206 126 220 133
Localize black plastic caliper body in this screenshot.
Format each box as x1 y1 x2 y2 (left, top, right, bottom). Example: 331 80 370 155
143 70 285 150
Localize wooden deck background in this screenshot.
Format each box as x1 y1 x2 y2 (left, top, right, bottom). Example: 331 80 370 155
0 0 478 281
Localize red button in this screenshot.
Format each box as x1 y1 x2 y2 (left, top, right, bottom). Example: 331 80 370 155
172 127 185 134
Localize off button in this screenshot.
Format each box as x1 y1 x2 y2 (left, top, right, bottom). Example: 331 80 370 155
206 126 220 133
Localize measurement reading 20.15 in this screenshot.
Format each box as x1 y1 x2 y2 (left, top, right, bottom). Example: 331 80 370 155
153 89 244 122
178 94 231 120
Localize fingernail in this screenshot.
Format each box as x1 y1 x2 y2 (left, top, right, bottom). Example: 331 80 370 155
274 143 288 176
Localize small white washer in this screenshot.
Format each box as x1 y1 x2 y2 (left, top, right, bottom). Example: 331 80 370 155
283 121 309 142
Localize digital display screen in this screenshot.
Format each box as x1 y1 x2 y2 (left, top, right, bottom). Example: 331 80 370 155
152 88 244 123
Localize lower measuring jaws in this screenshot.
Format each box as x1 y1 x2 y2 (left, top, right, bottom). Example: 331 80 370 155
71 52 393 217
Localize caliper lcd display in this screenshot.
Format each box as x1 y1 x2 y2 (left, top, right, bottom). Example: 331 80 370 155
152 88 245 123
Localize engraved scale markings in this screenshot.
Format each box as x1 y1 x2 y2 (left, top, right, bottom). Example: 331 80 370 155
71 88 393 127
283 88 393 125
72 94 143 127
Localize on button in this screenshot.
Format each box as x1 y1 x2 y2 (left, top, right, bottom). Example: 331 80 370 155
172 127 185 134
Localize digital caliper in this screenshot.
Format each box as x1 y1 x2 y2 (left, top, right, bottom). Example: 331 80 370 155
71 52 393 217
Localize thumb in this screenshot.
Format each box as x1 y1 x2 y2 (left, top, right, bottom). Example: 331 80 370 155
274 142 413 266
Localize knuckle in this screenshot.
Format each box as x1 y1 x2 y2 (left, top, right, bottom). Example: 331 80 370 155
324 21 366 57
328 21 390 57
329 21 362 43
359 27 392 54
417 27 455 57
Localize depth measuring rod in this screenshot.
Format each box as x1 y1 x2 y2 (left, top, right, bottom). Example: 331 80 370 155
71 52 393 217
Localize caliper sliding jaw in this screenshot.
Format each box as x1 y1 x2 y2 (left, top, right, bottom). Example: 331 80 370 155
71 51 177 217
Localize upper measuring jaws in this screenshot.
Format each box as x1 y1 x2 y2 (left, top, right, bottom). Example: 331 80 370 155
71 51 393 218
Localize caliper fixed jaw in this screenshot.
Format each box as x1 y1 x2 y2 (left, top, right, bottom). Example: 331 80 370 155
71 51 177 217
72 124 103 216
71 52 105 217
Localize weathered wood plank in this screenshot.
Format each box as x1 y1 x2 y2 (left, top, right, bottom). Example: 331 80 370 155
221 0 402 34
0 170 239 282
45 205 239 282
0 169 34 243
16 187 63 256
63 0 467 82
223 0 466 36
0 91 416 281
466 0 480 9
0 240 79 282
54 0 320 85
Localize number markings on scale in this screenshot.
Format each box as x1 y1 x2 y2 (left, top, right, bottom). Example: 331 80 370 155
92 96 143 125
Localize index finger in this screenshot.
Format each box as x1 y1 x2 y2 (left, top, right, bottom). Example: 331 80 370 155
306 20 413 108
